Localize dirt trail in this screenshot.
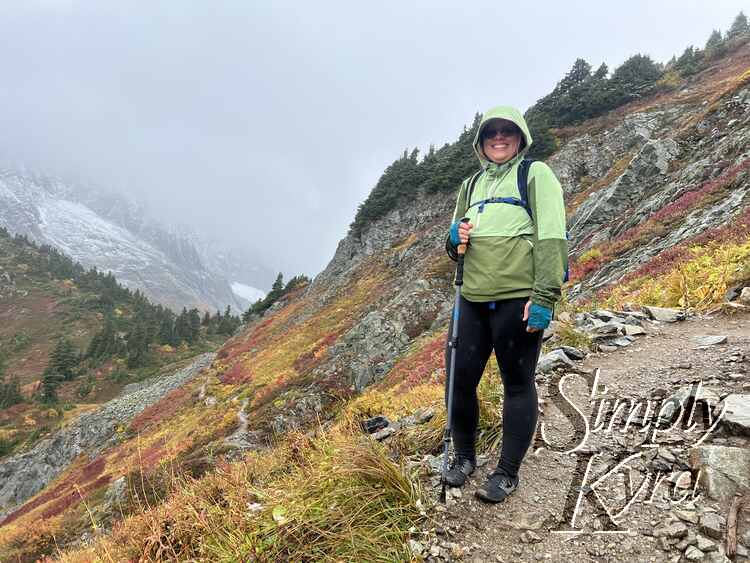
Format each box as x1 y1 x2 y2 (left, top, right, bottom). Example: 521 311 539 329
420 311 750 563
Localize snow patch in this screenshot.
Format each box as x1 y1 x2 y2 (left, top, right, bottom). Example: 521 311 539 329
231 282 265 303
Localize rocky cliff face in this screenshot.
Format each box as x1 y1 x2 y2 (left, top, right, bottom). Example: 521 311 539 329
550 77 750 299
0 166 267 312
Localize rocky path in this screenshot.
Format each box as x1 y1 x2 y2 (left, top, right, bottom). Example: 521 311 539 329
413 310 750 563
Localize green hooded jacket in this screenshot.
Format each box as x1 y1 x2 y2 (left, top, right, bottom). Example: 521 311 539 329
447 105 568 310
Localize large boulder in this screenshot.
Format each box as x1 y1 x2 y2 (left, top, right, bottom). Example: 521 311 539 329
688 445 750 503
719 394 750 436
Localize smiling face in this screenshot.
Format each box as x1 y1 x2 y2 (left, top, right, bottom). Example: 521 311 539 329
480 119 523 164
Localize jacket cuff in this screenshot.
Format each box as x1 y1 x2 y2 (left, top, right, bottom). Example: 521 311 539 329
445 234 458 262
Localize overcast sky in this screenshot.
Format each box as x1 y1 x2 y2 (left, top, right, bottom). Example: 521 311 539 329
1 1 747 285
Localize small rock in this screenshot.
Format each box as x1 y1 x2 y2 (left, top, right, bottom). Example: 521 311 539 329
739 286 750 305
593 309 619 321
371 426 396 441
696 535 717 552
361 415 390 434
684 546 704 561
520 531 542 544
655 521 688 538
496 510 548 530
699 512 725 540
409 540 425 556
414 407 435 425
672 508 699 524
598 344 618 353
643 305 685 322
537 349 577 373
559 345 586 360
720 394 750 436
623 324 646 336
693 335 728 347
677 362 692 369
676 531 697 550
430 543 441 557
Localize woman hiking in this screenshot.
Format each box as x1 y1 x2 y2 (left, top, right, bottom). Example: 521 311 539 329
444 105 568 503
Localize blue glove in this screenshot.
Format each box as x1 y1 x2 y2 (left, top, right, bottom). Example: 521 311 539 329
449 222 461 247
527 302 552 330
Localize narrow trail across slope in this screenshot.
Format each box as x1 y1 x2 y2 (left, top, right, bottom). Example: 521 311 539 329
419 311 750 563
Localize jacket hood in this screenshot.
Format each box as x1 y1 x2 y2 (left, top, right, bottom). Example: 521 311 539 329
473 105 533 169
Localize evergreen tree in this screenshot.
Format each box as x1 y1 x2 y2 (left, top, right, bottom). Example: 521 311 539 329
0 375 22 408
188 308 202 342
218 305 240 336
704 29 726 58
608 54 663 106
175 307 190 342
674 46 700 76
727 12 749 41
268 273 284 302
0 356 23 408
158 313 177 346
87 315 117 360
126 320 151 368
40 369 64 404
202 311 211 326
49 338 79 381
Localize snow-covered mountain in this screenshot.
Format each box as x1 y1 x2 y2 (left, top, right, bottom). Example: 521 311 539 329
0 165 268 312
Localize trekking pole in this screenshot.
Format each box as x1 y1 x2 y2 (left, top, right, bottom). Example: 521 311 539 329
440 218 469 504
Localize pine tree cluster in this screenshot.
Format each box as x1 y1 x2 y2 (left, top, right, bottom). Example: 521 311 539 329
0 354 22 409
0 227 243 403
243 273 310 321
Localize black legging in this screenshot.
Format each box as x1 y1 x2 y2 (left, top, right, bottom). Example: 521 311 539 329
444 295 543 479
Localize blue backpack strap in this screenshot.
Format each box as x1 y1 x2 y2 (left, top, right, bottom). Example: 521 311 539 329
517 157 536 219
465 169 484 210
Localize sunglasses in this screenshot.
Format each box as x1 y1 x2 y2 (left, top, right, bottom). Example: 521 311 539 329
481 124 520 139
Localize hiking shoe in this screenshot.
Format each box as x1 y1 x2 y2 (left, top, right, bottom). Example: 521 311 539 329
475 467 519 503
443 456 476 487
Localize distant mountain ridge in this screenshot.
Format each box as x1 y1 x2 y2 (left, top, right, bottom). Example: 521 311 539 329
0 164 269 312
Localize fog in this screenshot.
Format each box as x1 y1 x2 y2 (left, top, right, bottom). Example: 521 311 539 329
1 1 746 281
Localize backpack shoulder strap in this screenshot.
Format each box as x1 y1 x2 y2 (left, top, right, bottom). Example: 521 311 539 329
465 169 484 210
517 158 536 219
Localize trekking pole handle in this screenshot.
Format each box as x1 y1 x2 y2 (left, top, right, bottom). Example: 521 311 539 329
454 218 470 286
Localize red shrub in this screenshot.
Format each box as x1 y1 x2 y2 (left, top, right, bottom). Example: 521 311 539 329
602 203 750 293
219 361 252 385
378 334 446 392
0 456 108 526
129 387 190 432
292 332 342 376
38 474 111 520
571 158 750 282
